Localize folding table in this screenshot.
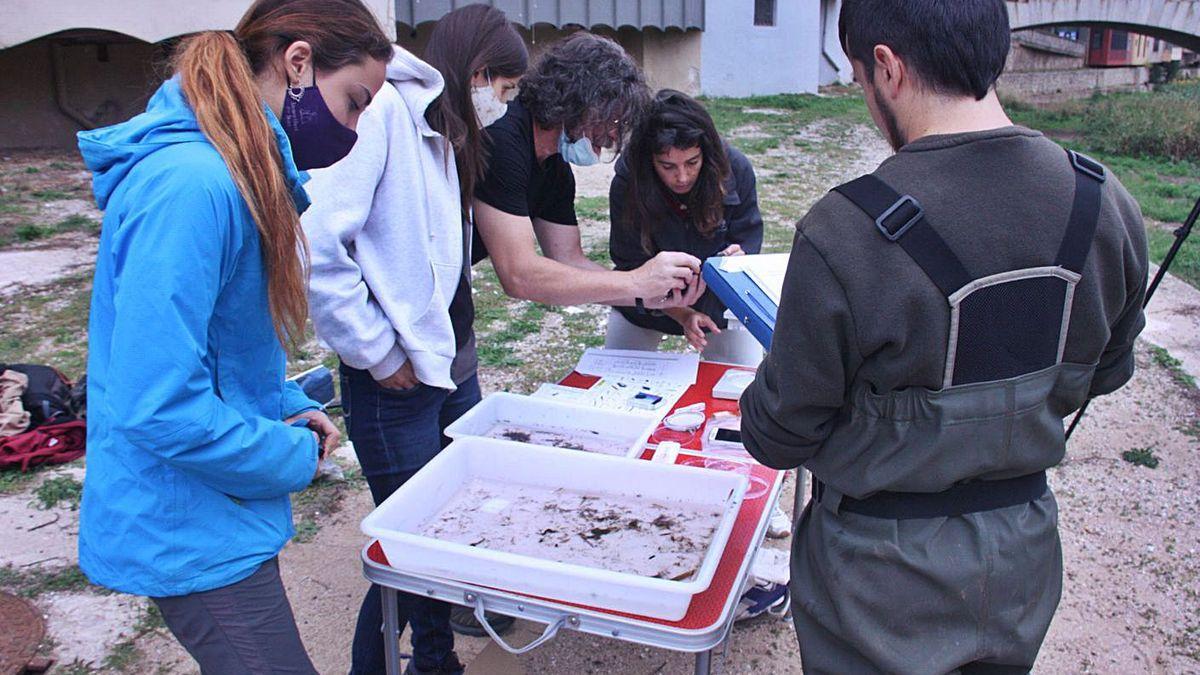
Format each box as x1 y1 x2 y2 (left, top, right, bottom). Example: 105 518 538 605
361 362 795 675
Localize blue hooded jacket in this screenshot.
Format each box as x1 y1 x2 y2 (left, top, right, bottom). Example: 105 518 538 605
77 78 321 597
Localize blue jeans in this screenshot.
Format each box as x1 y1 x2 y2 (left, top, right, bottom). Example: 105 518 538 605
342 364 481 675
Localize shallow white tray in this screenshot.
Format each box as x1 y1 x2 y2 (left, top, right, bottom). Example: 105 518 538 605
361 437 747 620
444 392 659 459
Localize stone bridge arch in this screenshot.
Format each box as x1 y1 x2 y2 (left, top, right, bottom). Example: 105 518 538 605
1006 0 1200 52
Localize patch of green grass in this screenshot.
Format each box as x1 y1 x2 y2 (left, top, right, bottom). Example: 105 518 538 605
575 195 609 222
0 272 92 376
34 475 83 510
102 641 142 672
0 465 49 495
31 189 70 201
16 224 48 241
23 166 41 174
289 458 362 544
293 519 320 544
48 161 74 171
53 214 100 234
1148 344 1197 390
1122 446 1160 469
0 564 98 598
1147 225 1199 290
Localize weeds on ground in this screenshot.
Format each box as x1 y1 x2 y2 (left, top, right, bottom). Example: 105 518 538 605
289 461 365 544
102 603 169 673
0 564 99 598
1149 345 1198 390
34 474 83 510
1122 446 1161 469
0 271 92 376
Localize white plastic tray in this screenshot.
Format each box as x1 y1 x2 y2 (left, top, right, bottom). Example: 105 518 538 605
361 437 748 620
444 392 659 459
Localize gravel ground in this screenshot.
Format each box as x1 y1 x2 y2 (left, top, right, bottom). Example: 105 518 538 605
1 107 1198 673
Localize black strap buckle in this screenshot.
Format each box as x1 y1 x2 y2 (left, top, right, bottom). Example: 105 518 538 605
1068 150 1106 183
875 194 924 241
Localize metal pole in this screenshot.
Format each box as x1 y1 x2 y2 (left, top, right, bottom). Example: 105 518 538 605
382 586 402 675
1065 194 1199 441
694 649 713 675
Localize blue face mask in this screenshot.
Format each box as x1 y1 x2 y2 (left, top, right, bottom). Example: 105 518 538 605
558 130 600 166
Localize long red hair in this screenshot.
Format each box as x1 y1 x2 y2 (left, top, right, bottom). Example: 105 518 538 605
173 0 391 349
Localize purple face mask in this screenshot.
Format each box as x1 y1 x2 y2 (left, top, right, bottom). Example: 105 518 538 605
281 76 358 170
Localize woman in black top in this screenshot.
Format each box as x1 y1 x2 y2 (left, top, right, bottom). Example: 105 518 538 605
607 89 765 364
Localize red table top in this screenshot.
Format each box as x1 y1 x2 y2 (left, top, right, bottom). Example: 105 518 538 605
367 361 780 631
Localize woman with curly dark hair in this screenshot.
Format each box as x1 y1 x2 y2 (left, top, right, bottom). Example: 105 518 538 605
607 90 765 365
472 32 707 313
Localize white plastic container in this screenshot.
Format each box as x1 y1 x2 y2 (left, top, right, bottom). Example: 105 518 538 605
361 437 748 620
444 392 659 459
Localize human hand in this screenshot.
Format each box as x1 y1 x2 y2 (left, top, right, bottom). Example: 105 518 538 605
719 244 745 256
285 410 341 476
377 360 419 391
678 309 720 351
634 251 700 301
646 273 707 310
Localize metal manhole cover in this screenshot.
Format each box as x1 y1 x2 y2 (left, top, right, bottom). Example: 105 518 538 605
0 592 45 675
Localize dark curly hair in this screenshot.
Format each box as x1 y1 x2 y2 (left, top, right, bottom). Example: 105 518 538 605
517 32 649 152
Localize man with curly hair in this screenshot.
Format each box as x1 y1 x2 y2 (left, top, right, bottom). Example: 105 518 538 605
473 32 705 312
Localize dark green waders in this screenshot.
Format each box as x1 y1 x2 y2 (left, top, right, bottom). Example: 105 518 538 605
792 151 1106 674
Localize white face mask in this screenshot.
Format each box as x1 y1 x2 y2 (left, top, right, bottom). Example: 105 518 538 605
471 80 508 129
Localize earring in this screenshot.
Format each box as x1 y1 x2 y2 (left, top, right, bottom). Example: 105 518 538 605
287 74 305 103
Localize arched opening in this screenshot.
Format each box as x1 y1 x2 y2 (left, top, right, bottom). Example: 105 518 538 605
0 30 178 150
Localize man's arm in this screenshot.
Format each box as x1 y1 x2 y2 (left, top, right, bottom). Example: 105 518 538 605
741 226 861 470
1089 183 1150 397
474 199 703 308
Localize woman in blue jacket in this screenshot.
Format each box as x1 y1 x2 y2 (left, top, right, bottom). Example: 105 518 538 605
76 0 390 671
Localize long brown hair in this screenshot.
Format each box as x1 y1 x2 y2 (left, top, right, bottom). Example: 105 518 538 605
422 5 527 214
623 90 731 252
173 0 391 349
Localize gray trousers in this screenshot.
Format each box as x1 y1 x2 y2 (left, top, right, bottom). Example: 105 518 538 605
791 491 1063 674
153 557 317 675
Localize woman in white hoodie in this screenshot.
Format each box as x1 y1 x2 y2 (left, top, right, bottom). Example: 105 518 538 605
301 7 526 674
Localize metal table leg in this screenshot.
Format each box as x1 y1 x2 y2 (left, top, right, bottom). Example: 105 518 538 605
382 586 402 675
694 648 713 675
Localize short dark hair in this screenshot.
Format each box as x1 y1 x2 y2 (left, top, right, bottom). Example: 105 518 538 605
838 0 1010 100
518 32 649 152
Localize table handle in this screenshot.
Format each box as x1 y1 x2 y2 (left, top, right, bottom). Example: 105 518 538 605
466 592 568 655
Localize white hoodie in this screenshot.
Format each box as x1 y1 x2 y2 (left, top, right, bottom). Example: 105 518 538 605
302 46 463 390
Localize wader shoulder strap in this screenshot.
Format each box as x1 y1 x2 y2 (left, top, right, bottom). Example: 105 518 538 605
832 175 971 297
1056 150 1106 274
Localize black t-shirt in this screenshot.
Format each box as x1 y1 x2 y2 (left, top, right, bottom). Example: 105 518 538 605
473 100 577 262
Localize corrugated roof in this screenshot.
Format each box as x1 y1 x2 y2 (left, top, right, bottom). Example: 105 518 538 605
398 0 704 31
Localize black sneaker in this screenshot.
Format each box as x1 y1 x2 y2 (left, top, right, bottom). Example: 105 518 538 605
404 652 465 675
449 606 515 637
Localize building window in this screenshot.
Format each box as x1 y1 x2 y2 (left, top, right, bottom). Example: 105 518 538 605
754 0 776 26
1090 29 1104 50
1111 31 1128 51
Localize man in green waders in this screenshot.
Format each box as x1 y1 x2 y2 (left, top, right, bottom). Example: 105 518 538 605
740 1 1148 672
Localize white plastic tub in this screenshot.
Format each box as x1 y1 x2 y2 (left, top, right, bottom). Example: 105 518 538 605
444 392 659 459
361 437 748 620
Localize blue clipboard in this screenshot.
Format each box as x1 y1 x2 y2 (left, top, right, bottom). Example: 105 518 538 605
702 255 778 349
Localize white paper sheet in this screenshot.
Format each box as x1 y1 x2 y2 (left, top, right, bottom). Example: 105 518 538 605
721 253 789 307
574 348 699 384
